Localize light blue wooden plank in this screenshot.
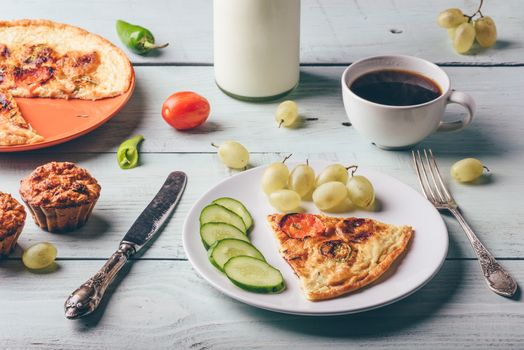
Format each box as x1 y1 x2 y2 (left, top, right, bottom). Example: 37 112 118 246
0 260 522 349
2 0 522 65
0 152 522 259
30 65 524 155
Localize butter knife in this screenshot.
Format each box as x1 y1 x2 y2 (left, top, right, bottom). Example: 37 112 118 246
64 171 187 319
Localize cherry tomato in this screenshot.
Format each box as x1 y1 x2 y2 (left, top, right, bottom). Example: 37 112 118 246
161 91 210 130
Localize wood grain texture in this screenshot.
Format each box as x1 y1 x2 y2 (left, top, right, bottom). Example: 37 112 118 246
0 152 522 260
0 260 522 349
1 1 524 348
29 65 524 154
2 0 522 65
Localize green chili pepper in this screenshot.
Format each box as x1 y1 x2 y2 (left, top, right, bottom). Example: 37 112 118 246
116 20 168 55
117 135 144 169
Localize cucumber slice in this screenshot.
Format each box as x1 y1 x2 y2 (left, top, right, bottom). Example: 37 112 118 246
200 223 250 249
208 239 265 270
199 204 246 233
212 197 253 230
224 256 285 294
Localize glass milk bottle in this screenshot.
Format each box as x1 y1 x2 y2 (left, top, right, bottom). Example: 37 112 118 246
214 0 300 101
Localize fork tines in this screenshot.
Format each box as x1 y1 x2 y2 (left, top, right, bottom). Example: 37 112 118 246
412 149 455 207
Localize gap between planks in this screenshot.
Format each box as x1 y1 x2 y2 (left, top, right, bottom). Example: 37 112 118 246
131 62 524 67
2 257 523 261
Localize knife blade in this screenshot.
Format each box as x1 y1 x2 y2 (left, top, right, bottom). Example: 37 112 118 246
64 171 187 319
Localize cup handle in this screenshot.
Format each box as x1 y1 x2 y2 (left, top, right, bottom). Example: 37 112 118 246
437 90 476 132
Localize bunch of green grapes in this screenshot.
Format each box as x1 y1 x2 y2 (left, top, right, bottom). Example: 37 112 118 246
261 160 375 213
437 1 497 54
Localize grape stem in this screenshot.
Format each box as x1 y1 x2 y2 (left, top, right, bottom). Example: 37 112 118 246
346 165 358 176
282 153 293 163
475 0 484 17
465 0 484 21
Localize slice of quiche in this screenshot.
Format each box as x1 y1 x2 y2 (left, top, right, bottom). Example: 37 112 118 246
0 91 43 145
0 19 132 100
267 213 413 301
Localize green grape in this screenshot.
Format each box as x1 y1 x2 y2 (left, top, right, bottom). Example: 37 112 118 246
261 162 290 194
22 242 57 270
437 8 466 28
216 141 249 169
451 158 485 182
269 189 301 212
475 16 497 48
312 182 348 211
323 196 353 213
275 100 299 127
453 22 476 54
448 27 457 39
316 164 349 187
275 100 299 128
288 163 315 198
347 175 375 208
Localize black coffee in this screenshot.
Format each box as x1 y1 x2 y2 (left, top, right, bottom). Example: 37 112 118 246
350 69 442 106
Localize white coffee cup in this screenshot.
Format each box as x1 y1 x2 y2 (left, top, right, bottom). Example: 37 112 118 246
341 55 476 149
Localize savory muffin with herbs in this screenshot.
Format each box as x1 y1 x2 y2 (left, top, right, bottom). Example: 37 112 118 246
19 162 101 232
0 192 26 256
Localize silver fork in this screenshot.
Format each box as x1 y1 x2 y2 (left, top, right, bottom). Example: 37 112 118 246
412 149 517 297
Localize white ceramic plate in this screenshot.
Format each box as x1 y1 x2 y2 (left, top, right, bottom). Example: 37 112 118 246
183 161 448 316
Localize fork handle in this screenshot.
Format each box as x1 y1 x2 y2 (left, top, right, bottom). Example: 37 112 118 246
449 208 517 297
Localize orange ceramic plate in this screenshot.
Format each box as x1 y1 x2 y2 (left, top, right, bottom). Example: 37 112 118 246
0 69 135 152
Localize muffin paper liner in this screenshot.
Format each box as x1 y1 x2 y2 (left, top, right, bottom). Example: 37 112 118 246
24 199 98 233
0 223 25 257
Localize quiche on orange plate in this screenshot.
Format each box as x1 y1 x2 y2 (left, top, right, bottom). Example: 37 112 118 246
0 19 132 145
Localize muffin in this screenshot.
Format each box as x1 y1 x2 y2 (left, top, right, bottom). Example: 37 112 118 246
0 192 26 256
19 162 101 233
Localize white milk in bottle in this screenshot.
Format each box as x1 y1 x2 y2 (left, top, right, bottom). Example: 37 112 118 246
214 0 300 101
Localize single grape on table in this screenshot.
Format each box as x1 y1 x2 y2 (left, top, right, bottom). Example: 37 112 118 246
22 242 57 270
214 141 249 169
275 100 299 128
451 158 487 183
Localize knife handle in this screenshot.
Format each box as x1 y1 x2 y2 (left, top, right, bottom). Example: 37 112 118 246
64 242 135 319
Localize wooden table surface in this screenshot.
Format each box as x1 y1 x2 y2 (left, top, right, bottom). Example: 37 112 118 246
1 1 523 348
